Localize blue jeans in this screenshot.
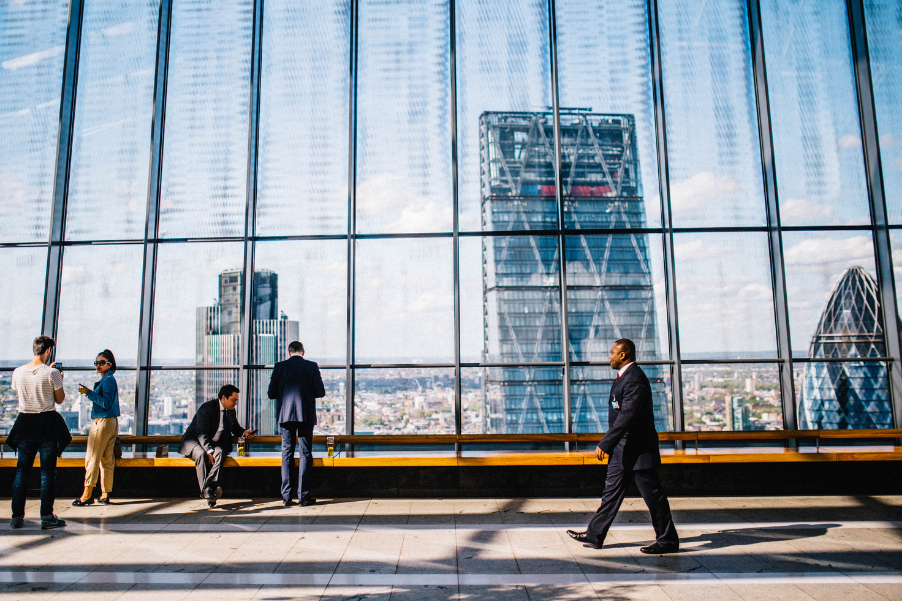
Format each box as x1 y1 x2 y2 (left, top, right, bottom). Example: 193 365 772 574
12 440 57 518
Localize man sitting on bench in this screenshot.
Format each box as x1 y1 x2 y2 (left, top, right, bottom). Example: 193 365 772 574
179 384 256 507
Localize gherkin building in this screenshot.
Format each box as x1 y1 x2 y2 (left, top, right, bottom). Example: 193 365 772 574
798 266 894 429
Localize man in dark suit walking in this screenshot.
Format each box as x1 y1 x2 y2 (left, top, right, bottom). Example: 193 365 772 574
568 338 679 554
179 384 255 507
268 341 326 507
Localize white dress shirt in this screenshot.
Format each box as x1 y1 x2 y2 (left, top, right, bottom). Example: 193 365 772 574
617 361 635 378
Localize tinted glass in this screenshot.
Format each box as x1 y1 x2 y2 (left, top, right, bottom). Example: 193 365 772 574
246 368 345 436
149 368 237 434
455 0 553 231
658 0 766 227
673 232 776 358
864 0 902 223
56 244 143 366
355 368 454 434
151 241 244 365
355 0 452 234
255 0 349 236
355 238 453 364
157 0 253 238
556 0 661 228
461 366 564 434
0 247 48 365
796 360 891 429
252 240 347 366
65 0 159 241
460 235 563 364
762 0 871 226
0 0 69 242
682 363 783 431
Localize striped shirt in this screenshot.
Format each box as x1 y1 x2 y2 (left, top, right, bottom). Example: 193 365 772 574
11 364 63 413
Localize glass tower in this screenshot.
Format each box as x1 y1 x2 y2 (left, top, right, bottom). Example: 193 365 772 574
480 111 668 433
799 266 893 429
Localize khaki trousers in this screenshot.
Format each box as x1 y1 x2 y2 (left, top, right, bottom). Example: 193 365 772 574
84 417 118 493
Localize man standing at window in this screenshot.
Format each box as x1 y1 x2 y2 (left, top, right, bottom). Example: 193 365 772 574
268 341 326 507
8 335 68 530
179 384 255 507
567 338 680 554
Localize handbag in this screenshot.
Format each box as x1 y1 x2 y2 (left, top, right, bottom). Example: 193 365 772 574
113 436 122 459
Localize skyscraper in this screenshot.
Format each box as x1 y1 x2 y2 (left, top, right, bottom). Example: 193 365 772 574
798 266 893 429
196 269 298 432
480 111 669 433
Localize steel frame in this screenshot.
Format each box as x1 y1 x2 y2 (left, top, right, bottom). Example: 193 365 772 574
14 0 901 437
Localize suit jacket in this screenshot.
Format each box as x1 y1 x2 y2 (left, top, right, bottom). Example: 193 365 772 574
267 355 326 425
179 399 245 456
597 363 661 471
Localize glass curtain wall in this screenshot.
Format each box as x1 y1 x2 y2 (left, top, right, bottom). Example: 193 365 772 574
1 0 900 437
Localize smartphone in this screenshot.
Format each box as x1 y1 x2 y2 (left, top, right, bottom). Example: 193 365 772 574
52 362 62 371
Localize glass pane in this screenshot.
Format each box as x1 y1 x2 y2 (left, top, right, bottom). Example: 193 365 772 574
56 244 143 366
456 0 553 231
796 360 891 429
657 0 766 227
65 0 159 241
682 363 783 431
354 368 454 434
864 0 902 223
252 240 347 365
461 366 564 434
762 0 870 226
782 231 880 358
566 233 668 362
246 368 345 436
556 0 660 228
0 247 47 365
572 365 672 433
355 0 452 234
355 238 453 364
151 242 244 366
149 368 237 434
673 233 776 358
0 0 69 242
157 0 253 238
60 369 136 435
255 0 349 236
892 230 902 318
460 235 563 364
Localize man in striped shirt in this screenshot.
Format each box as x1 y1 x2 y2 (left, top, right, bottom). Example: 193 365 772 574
9 336 67 530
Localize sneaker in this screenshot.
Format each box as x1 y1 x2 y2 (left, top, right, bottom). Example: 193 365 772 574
40 514 66 530
10 517 24 529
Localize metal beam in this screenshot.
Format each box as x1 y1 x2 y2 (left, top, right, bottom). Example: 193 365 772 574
346 0 359 436
846 0 902 429
647 0 683 432
450 0 462 438
746 0 796 430
135 0 173 436
42 0 85 349
547 0 571 435
239 0 265 429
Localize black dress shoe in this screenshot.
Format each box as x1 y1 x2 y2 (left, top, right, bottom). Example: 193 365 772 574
299 497 317 507
72 498 94 506
640 541 680 554
98 497 111 505
566 530 602 549
207 498 217 508
282 499 295 507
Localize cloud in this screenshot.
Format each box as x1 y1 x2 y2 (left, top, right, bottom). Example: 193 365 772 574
783 234 873 268
669 172 741 212
839 134 861 149
894 158 902 172
356 173 452 233
880 134 897 149
779 198 834 224
61 264 88 285
673 239 733 262
2 45 64 70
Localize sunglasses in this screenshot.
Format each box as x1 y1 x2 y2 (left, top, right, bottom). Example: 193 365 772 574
93 360 110 366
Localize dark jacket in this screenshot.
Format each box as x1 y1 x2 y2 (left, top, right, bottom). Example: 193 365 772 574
6 411 72 457
267 355 326 425
597 363 661 470
178 399 246 456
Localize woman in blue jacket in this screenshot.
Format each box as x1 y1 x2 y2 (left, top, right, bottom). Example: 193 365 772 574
73 349 120 506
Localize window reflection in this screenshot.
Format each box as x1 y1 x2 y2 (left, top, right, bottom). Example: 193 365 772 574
461 367 564 434
762 0 870 226
0 247 47 364
0 0 69 242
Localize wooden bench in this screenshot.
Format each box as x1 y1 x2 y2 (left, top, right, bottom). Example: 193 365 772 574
1 430 899 468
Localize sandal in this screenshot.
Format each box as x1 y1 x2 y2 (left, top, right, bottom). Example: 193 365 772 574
72 497 94 506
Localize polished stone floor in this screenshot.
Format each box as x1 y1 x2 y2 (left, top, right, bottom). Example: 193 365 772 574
0 495 900 600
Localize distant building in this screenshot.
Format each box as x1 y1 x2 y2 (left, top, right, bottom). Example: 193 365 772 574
479 111 669 433
196 269 298 433
798 266 893 429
